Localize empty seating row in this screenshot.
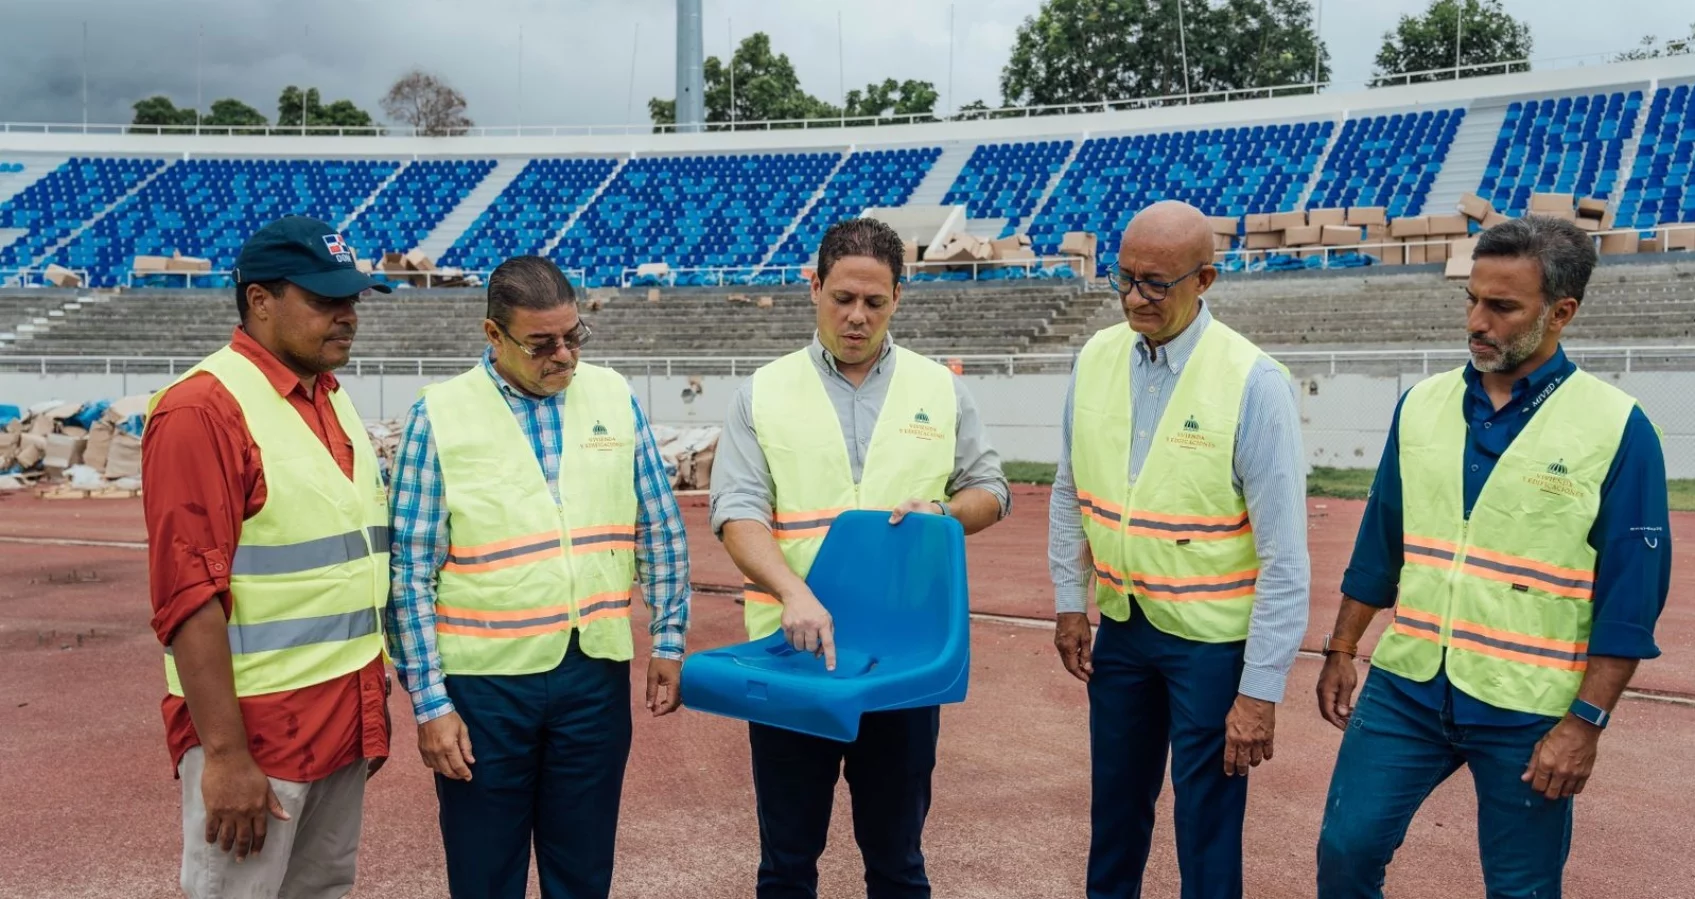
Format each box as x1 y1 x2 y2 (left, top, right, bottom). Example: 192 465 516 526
1479 91 1642 217
1307 109 1463 218
769 147 940 267
943 140 1073 235
343 159 495 259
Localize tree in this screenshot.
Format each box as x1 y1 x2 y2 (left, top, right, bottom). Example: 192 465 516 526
277 86 377 133
844 79 939 123
1371 0 1531 87
1000 0 1329 109
131 96 198 130
382 69 474 136
651 32 840 128
131 96 267 133
1614 23 1695 62
202 99 268 129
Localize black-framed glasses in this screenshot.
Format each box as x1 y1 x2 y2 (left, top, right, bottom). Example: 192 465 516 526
1108 262 1208 302
498 319 592 358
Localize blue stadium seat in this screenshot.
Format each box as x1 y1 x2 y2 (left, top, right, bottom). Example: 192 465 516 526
679 510 970 742
0 157 166 273
440 158 618 272
943 140 1073 234
1307 108 1463 217
343 159 495 258
1615 84 1695 228
1478 91 1642 217
768 147 941 267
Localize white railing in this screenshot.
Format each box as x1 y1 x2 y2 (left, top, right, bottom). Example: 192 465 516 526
1216 223 1695 271
0 267 91 288
0 47 1670 139
617 256 1088 288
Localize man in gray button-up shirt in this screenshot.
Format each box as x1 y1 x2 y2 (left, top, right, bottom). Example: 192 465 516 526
710 218 1009 898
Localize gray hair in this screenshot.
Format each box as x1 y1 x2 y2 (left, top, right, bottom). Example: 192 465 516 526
1473 214 1598 305
486 255 576 326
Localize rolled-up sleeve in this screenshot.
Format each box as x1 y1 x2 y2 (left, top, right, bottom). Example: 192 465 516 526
1234 361 1310 703
709 379 776 536
142 395 247 645
1048 370 1092 615
630 397 691 659
385 397 454 725
1339 393 1409 609
946 376 1010 518
1586 407 1671 660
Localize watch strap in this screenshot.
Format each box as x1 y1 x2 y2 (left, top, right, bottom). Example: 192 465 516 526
1323 634 1359 657
1569 698 1609 729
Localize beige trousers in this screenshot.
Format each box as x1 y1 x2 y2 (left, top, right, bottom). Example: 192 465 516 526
178 747 368 899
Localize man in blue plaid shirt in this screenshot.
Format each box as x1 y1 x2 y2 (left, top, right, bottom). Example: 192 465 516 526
386 255 691 899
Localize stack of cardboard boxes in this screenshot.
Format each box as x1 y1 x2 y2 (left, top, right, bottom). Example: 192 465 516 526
912 230 1091 275
1232 208 1390 262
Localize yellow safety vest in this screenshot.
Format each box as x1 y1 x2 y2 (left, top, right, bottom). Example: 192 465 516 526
744 345 957 639
149 346 390 697
1070 321 1282 642
1372 366 1642 717
422 362 638 675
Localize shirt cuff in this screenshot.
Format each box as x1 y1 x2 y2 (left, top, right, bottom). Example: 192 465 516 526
1238 664 1288 704
409 683 456 725
652 628 687 659
710 493 773 537
1588 621 1661 660
1055 583 1089 615
1339 569 1397 609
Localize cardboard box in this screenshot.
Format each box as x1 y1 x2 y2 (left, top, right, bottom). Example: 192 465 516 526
1426 242 1450 263
1445 238 1479 279
104 433 141 480
1640 235 1668 254
1269 211 1308 231
1427 213 1470 236
1405 244 1428 265
1377 244 1403 266
991 234 1033 257
1390 217 1430 238
132 255 171 274
82 423 114 473
165 254 211 273
1602 210 1617 230
355 258 374 274
381 251 407 272
903 241 918 263
1282 225 1323 246
1575 217 1600 232
1482 211 1512 229
43 434 86 473
1321 225 1362 246
1208 216 1239 236
1458 193 1493 222
1347 207 1388 226
635 261 670 279
1530 192 1576 213
1306 208 1346 228
1243 214 1275 233
1245 232 1284 250
17 433 48 469
1543 208 1579 223
1666 227 1695 251
1212 234 1234 252
1599 233 1638 256
1059 231 1098 258
755 296 775 309
403 250 436 272
646 288 661 303
44 264 82 287
1363 224 1389 244
1577 197 1608 220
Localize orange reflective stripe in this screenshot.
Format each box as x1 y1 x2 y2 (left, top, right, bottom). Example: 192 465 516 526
1391 606 1444 644
443 530 564 574
771 508 846 540
1131 568 1259 602
1449 617 1588 671
575 591 634 625
436 601 575 638
1125 508 1251 541
743 581 782 606
1092 562 1127 591
1395 606 1444 627
1459 546 1594 601
570 524 636 554
1403 535 1459 569
1077 490 1125 528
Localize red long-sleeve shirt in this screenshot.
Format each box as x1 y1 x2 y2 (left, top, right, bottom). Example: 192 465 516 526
143 327 389 781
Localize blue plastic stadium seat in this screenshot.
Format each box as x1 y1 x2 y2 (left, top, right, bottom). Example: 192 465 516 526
679 510 970 742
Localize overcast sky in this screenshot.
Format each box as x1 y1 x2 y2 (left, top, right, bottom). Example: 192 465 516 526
1 0 1691 128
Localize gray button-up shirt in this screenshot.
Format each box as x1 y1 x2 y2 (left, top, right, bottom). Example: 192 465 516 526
710 335 1011 534
1048 303 1310 702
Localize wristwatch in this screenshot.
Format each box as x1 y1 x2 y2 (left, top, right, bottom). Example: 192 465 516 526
1322 634 1358 658
934 501 952 518
1569 698 1610 729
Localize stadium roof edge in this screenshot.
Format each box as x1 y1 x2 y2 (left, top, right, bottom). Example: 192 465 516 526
4 56 1694 158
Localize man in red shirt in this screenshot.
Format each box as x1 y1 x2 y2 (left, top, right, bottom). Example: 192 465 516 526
144 216 394 899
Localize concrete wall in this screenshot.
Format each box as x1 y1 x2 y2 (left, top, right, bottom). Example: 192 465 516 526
9 368 1693 478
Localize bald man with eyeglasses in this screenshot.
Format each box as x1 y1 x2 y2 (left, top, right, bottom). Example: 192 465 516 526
1048 200 1310 899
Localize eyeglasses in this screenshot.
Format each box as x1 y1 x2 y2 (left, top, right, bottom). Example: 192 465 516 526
1108 263 1208 302
498 319 592 358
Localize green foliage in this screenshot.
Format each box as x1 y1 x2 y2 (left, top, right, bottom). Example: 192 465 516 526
1371 0 1531 87
277 86 377 132
1614 23 1695 62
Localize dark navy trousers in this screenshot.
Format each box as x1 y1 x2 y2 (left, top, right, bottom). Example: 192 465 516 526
436 635 632 899
749 705 941 899
1087 611 1249 899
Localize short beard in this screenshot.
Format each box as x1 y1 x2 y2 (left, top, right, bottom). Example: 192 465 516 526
1469 305 1551 374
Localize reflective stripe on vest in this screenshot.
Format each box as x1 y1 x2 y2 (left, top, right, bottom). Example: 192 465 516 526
1371 366 1641 717
423 361 639 675
150 345 390 698
1070 320 1279 643
745 346 957 639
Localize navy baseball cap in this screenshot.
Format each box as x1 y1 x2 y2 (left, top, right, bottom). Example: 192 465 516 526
233 215 392 297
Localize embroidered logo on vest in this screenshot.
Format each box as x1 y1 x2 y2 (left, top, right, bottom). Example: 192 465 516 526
1525 457 1584 498
901 408 943 441
581 419 627 452
1167 413 1215 450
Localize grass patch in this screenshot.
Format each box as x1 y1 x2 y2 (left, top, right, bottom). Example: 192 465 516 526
1007 462 1695 512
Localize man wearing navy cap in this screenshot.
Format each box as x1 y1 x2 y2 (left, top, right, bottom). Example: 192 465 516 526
143 215 394 899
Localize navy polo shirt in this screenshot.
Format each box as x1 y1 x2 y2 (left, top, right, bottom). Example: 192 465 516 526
1341 346 1671 727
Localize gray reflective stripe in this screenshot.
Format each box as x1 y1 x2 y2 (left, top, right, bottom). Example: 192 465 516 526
1451 627 1587 664
232 529 377 576
367 526 391 554
1132 577 1256 595
570 532 635 547
772 516 837 532
1394 615 1442 636
1405 543 1457 563
174 608 379 656
1127 516 1249 534
1079 498 1122 523
1093 567 1125 588
578 596 632 617
447 537 560 567
438 611 573 631
1463 555 1593 591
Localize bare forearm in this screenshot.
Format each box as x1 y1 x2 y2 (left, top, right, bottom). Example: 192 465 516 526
722 520 809 602
1330 596 1381 646
173 600 250 759
1576 656 1639 715
949 487 1001 535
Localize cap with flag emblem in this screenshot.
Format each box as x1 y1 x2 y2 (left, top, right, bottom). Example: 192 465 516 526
233 215 392 297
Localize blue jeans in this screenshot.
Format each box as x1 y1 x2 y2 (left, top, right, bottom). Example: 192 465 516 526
1316 672 1573 899
1087 612 1248 899
749 706 941 899
435 636 633 899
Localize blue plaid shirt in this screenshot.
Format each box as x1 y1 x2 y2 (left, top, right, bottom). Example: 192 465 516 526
386 351 692 724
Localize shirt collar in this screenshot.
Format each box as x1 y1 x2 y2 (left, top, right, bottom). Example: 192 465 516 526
1462 344 1573 408
229 326 339 397
810 331 895 378
1134 303 1212 374
480 346 552 403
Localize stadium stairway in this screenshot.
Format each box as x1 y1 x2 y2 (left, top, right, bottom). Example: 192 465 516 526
413 157 527 261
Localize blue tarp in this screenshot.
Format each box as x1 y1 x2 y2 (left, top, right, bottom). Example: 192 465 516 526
0 405 20 429
118 414 145 438
65 400 111 431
